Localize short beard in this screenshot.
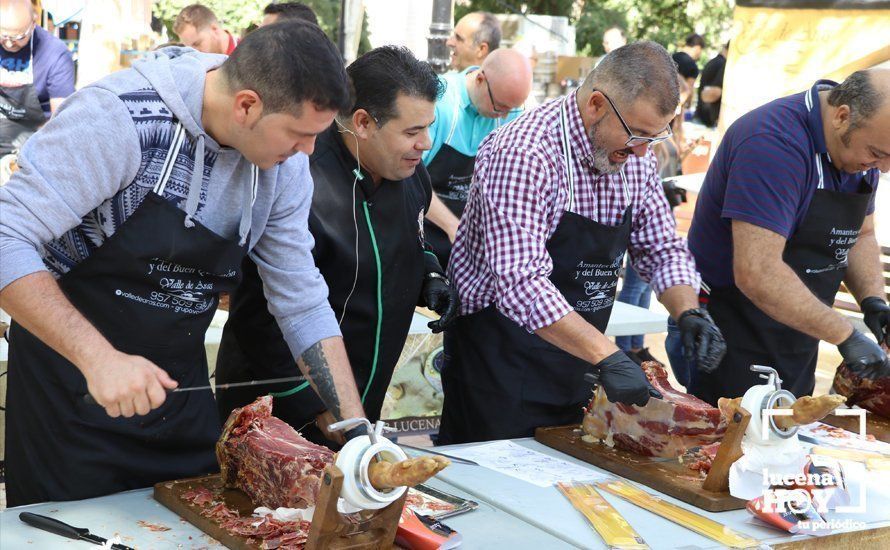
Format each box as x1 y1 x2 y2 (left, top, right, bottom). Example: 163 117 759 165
588 120 628 175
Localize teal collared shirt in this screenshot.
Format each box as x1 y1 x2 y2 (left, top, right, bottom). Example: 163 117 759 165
422 67 523 164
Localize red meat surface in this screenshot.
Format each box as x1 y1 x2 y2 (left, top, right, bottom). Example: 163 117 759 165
216 396 335 508
832 362 890 419
582 362 727 457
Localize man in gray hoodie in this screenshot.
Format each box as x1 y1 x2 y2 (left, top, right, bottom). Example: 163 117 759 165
0 21 366 506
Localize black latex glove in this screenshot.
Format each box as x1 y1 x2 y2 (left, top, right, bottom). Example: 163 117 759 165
662 179 687 209
838 329 890 379
595 351 663 406
861 296 890 346
677 308 727 374
421 274 459 333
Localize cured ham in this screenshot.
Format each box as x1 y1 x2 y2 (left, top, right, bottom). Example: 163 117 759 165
217 395 335 509
582 362 726 457
832 362 890 419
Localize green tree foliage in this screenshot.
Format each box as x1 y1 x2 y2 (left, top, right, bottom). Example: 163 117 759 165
455 0 733 59
152 0 342 43
455 0 574 20
575 4 628 57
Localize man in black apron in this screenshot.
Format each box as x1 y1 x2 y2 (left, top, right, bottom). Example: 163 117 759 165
0 0 75 154
687 72 890 406
216 46 458 447
423 49 532 268
439 42 726 444
0 23 367 506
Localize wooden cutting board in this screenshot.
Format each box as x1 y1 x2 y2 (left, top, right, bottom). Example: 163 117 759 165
155 469 408 549
154 474 263 550
535 425 746 512
821 412 890 443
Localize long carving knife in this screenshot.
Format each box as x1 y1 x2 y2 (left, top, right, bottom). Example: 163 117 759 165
397 443 479 466
83 375 307 405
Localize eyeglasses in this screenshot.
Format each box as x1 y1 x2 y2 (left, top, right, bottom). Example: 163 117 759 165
481 70 524 116
594 88 672 148
0 24 34 44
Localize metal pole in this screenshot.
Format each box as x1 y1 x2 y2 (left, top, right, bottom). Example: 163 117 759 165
338 0 347 58
427 0 454 74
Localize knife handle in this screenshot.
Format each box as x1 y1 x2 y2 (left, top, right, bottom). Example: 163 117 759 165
19 512 88 540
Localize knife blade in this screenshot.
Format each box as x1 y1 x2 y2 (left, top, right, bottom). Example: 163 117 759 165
397 443 479 466
172 375 307 393
19 512 135 550
83 375 307 405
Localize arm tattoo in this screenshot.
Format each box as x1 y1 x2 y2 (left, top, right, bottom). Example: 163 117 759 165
300 342 341 419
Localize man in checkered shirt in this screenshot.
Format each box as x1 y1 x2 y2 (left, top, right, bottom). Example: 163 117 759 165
438 41 726 444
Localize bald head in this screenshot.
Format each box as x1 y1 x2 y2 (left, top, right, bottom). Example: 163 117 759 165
0 0 36 53
470 49 532 118
602 26 626 54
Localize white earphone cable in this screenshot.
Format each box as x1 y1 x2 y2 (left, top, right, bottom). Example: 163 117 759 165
335 118 362 327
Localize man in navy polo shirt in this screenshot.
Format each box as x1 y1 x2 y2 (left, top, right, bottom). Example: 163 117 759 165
0 0 74 154
686 69 890 405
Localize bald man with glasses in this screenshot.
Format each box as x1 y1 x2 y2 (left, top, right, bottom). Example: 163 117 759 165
0 0 74 154
437 42 726 445
423 48 532 268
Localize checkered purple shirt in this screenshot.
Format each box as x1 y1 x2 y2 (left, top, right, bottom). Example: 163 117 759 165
448 91 700 331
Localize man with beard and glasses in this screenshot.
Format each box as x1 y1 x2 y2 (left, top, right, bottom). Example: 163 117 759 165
438 41 726 444
685 70 890 406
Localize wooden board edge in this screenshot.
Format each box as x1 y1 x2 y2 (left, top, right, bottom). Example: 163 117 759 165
153 478 259 550
770 526 890 549
534 426 746 513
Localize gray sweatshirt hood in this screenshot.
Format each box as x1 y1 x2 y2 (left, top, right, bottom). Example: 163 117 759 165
130 47 254 243
131 47 225 150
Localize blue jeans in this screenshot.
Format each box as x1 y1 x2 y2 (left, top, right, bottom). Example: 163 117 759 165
665 317 695 390
616 263 651 351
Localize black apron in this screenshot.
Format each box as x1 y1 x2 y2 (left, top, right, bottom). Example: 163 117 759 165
438 99 633 444
693 103 872 405
4 124 257 506
0 41 46 155
423 101 481 268
216 126 428 445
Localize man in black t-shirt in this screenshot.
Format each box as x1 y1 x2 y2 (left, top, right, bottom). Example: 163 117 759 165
672 33 704 103
694 42 728 128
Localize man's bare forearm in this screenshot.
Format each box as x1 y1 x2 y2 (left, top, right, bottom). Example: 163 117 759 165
737 259 852 344
296 337 365 421
425 194 461 242
0 271 114 372
535 311 617 365
657 285 700 320
843 220 885 302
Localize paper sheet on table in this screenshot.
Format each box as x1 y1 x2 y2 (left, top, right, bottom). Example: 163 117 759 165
447 440 608 487
797 422 890 456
